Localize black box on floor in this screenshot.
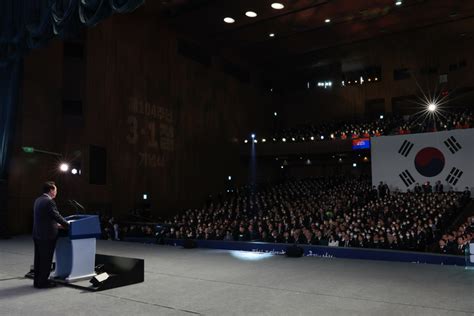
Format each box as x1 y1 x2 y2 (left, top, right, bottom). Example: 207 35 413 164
88 254 144 291
26 254 145 292
183 239 197 249
286 245 304 257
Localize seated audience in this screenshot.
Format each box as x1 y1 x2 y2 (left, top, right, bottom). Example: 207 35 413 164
252 108 473 143
161 177 468 254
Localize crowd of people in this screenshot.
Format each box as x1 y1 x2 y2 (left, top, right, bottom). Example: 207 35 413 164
99 215 157 241
398 108 473 135
436 215 473 255
160 177 471 254
93 108 474 257
251 108 473 143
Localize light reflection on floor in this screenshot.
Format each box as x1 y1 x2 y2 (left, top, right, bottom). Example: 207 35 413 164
229 250 274 261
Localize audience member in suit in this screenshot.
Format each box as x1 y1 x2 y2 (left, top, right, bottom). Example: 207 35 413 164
32 181 69 289
434 239 448 254
414 183 422 194
455 237 467 255
434 181 443 193
423 182 433 193
269 230 282 243
377 182 386 198
463 187 471 201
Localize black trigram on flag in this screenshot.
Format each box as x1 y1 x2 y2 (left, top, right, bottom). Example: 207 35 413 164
398 140 414 157
445 167 463 185
399 170 415 187
443 136 462 154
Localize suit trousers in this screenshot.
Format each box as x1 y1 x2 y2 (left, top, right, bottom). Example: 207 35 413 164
33 238 57 287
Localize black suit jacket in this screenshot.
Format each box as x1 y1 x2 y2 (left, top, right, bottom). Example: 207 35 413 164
33 194 69 240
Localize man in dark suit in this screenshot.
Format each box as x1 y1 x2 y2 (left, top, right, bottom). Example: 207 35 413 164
422 181 432 193
32 181 69 288
434 181 443 193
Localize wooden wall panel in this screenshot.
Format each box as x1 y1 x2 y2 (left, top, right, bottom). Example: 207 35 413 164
7 14 270 233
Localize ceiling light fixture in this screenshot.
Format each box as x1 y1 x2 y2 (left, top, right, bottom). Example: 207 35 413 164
325 18 331 23
271 3 285 10
395 1 402 6
245 11 257 18
223 17 235 24
269 33 275 37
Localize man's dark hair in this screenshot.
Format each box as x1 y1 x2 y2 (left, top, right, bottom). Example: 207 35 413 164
43 181 56 194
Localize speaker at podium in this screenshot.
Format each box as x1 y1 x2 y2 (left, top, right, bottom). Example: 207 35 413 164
53 214 102 282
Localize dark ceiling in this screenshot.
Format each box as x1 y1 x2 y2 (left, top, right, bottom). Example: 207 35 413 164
148 0 474 72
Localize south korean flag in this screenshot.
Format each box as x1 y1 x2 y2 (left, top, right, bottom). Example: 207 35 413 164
371 129 474 192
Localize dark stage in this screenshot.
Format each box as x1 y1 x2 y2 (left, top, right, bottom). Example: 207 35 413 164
0 236 473 315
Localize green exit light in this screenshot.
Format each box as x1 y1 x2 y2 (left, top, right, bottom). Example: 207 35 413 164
22 147 35 153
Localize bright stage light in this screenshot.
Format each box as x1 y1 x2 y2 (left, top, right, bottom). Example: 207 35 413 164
224 17 235 24
427 103 437 112
71 168 78 175
244 139 248 143
59 163 69 172
251 133 256 139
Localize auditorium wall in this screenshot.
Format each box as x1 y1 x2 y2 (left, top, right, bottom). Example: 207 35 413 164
278 17 474 126
6 12 271 233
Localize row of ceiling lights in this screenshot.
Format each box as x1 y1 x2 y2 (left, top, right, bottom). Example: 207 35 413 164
223 1 403 37
223 2 286 24
223 2 331 38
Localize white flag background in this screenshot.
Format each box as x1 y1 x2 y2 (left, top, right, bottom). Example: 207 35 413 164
371 129 474 193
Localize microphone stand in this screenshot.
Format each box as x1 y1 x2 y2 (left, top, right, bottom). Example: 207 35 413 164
72 200 85 214
68 200 78 214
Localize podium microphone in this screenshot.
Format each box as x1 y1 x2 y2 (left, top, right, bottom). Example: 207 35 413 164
72 200 85 211
68 200 78 213
69 200 85 214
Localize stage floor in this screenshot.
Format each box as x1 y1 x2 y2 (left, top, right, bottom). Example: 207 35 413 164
0 236 473 316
